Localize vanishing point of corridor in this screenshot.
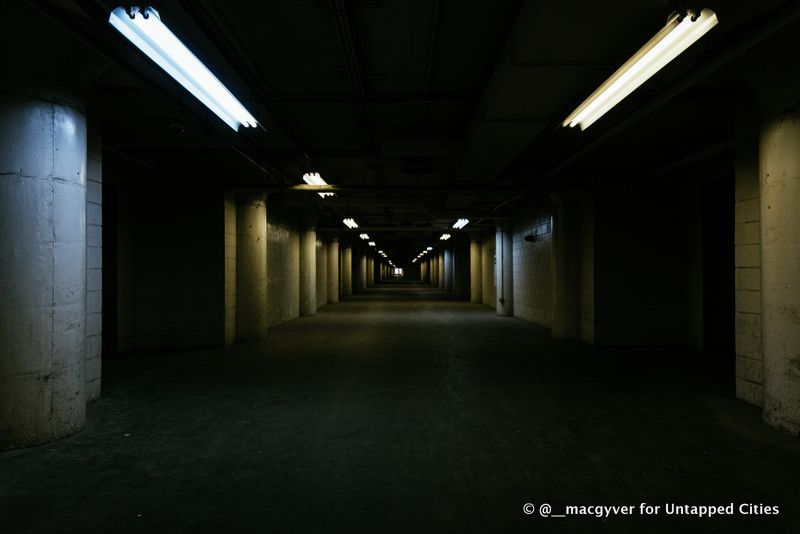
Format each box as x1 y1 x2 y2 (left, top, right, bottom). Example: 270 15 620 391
2 283 798 533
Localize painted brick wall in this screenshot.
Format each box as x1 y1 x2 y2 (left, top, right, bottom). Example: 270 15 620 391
481 234 496 307
734 118 763 407
224 193 236 346
512 201 553 328
85 120 102 401
267 204 300 328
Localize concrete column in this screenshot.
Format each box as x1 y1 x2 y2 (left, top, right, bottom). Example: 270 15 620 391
367 256 374 287
299 225 317 317
470 239 482 303
359 253 367 291
327 237 339 304
421 260 428 284
433 255 439 286
444 249 454 292
496 222 514 316
236 193 268 340
551 194 580 339
342 246 353 296
438 252 445 289
760 111 800 435
0 93 87 448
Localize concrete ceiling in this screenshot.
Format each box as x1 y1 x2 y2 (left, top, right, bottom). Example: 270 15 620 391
12 0 800 263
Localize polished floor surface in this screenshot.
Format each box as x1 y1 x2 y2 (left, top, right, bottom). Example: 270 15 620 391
2 282 799 533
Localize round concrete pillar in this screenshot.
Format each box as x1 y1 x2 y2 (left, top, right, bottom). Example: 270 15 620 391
236 193 268 340
299 227 317 316
327 238 339 304
760 111 800 435
342 246 352 296
444 249 454 292
438 252 445 289
470 239 482 304
496 223 514 316
359 253 367 291
0 92 87 449
367 256 374 287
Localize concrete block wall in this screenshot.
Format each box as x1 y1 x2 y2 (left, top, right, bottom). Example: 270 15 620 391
85 119 102 401
132 182 226 348
266 203 300 328
734 118 763 407
224 193 236 346
512 201 553 328
579 194 595 344
315 237 328 311
480 234 496 307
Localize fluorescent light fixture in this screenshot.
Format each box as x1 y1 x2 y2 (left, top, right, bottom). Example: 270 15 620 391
359 233 370 240
377 250 384 254
412 258 417 263
343 218 358 229
302 172 335 198
440 233 451 241
422 250 428 254
368 241 376 247
109 7 258 131
453 218 469 229
426 246 433 251
563 9 718 131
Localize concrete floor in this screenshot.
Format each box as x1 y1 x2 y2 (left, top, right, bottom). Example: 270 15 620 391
2 284 799 533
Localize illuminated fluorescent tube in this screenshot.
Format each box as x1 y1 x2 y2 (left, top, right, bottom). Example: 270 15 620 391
563 9 718 131
368 242 376 247
440 233 451 241
302 172 335 198
426 246 433 251
343 218 358 229
109 7 258 131
453 218 469 229
359 233 370 240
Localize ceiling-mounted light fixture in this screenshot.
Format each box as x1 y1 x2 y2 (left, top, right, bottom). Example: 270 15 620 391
562 9 718 131
302 172 335 198
440 233 451 241
426 246 433 251
453 218 469 229
412 258 417 263
109 7 258 131
359 233 370 240
343 218 359 229
368 241 376 247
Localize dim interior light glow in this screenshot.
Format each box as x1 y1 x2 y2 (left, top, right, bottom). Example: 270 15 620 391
440 233 451 241
359 233 370 240
302 172 335 198
109 7 258 131
453 218 469 229
343 218 358 229
562 9 718 130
